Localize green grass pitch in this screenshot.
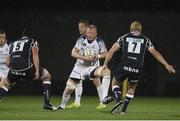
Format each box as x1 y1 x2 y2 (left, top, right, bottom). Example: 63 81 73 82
0 96 180 120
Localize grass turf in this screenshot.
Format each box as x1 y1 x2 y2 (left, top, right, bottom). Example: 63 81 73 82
0 96 180 120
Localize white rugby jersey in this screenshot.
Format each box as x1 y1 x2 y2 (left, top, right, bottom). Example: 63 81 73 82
74 37 106 67
0 43 9 70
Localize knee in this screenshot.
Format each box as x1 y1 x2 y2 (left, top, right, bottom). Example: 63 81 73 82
41 69 51 81
93 78 101 87
1 78 13 90
65 80 76 90
64 87 73 95
127 85 137 94
103 67 111 76
111 78 118 87
65 80 76 95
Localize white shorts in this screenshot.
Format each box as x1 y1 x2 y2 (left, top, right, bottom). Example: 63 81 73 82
69 66 98 80
0 69 9 78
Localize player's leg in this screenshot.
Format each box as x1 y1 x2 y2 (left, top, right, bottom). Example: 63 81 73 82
121 84 137 114
75 80 83 105
102 77 122 104
101 67 111 99
0 71 7 82
90 67 106 109
57 78 78 110
65 66 84 109
0 71 16 100
0 78 11 100
94 67 111 99
67 80 82 108
91 78 106 109
39 67 56 110
120 72 141 114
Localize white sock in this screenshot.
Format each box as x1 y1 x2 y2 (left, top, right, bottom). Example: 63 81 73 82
75 81 83 104
61 93 70 109
97 85 103 102
102 76 111 99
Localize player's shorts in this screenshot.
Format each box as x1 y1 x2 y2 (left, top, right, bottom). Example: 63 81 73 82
7 66 44 83
0 69 9 78
114 61 144 85
69 65 98 82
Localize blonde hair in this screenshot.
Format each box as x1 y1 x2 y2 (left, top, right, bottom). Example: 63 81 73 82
130 21 142 32
87 24 97 32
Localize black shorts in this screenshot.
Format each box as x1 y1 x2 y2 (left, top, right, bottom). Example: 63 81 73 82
7 66 44 83
114 63 144 85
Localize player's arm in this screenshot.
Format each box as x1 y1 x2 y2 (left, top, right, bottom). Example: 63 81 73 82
103 43 121 66
98 49 107 59
148 48 176 73
71 47 94 61
32 43 39 79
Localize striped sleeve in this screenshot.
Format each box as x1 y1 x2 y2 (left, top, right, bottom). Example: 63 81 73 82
116 34 126 45
146 38 154 49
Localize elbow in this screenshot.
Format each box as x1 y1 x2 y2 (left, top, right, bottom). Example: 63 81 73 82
71 51 76 58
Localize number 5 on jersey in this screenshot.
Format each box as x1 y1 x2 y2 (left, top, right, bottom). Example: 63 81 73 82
12 40 28 52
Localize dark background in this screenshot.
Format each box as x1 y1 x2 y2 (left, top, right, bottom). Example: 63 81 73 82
0 0 179 96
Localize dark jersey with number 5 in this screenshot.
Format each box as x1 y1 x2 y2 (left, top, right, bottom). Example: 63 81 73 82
116 32 154 68
9 36 38 71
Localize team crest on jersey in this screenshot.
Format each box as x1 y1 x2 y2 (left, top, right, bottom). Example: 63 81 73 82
83 43 86 46
92 45 95 49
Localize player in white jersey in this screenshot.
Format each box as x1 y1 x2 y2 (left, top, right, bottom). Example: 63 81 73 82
57 25 110 110
0 30 9 81
66 19 89 108
67 20 111 109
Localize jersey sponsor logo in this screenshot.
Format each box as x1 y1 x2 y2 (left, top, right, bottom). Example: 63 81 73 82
130 80 138 83
123 66 139 73
11 71 26 76
128 56 137 60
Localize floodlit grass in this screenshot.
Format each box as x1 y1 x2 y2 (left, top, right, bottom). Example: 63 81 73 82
0 96 180 120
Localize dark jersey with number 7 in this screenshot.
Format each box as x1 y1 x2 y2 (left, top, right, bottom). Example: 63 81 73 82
116 32 154 68
9 36 38 71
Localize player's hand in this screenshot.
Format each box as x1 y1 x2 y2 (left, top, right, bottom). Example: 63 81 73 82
165 64 176 73
34 71 40 80
84 55 97 61
90 55 98 61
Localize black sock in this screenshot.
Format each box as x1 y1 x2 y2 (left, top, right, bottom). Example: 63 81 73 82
121 93 133 112
112 86 122 102
42 81 51 105
0 87 8 100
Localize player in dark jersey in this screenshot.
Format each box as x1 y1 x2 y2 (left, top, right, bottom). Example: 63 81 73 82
0 32 56 111
102 21 176 115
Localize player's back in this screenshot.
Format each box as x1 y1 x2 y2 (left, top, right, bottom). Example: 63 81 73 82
119 32 152 68
9 36 36 71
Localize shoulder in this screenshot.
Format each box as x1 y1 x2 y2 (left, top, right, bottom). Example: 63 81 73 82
4 43 9 48
118 33 130 40
77 35 86 43
96 37 104 42
139 33 150 41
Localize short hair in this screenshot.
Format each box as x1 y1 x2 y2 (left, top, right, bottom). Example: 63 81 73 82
87 24 97 32
130 21 142 32
21 28 34 37
79 19 90 26
0 29 5 34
